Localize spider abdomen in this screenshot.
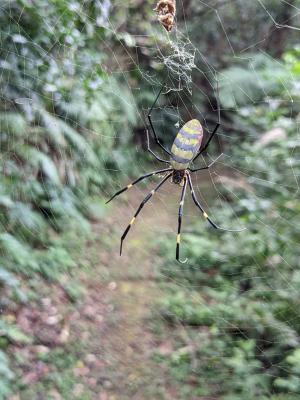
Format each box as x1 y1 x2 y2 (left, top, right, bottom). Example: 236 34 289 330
170 119 203 170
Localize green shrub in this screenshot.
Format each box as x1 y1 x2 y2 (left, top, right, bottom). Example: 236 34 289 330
157 51 300 398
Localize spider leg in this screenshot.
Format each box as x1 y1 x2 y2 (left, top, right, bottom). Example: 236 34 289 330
193 80 221 163
120 172 172 255
146 128 170 164
148 84 172 156
192 123 220 163
188 153 224 172
176 177 188 264
106 167 172 204
187 173 246 232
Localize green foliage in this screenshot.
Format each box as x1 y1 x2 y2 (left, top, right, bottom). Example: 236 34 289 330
0 320 31 345
1 0 300 397
63 281 85 303
0 3 142 395
157 52 300 398
0 0 139 282
219 54 290 108
0 267 25 304
17 348 84 399
0 234 39 272
0 350 14 400
275 349 300 393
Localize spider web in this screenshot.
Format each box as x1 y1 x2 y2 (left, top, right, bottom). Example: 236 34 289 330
148 2 300 397
104 1 300 397
1 0 300 397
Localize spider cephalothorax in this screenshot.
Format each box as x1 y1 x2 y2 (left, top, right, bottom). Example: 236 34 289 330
172 170 185 185
106 85 245 263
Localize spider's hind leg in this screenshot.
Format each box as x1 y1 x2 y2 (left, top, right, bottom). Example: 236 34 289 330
120 172 172 256
176 177 188 264
187 174 246 232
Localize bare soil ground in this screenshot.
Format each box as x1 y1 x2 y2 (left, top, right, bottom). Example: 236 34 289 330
8 169 224 399
8 181 182 400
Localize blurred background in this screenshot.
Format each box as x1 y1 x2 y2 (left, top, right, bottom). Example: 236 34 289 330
1 1 300 399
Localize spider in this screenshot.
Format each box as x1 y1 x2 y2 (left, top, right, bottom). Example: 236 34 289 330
106 85 245 263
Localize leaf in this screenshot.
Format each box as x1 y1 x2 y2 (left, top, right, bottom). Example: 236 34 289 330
219 55 289 108
0 233 39 272
18 146 61 185
0 349 14 381
8 202 47 233
40 111 67 147
0 195 13 209
0 268 18 289
0 320 31 344
59 120 98 165
37 151 61 185
12 34 27 44
0 112 27 137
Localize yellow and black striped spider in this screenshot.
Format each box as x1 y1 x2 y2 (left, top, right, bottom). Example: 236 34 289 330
106 85 245 263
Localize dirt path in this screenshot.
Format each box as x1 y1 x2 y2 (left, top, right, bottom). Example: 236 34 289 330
8 167 241 400
7 182 179 400
69 181 180 400
10 176 214 399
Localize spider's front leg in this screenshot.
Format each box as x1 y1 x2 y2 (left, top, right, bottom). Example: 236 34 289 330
192 122 220 163
189 153 224 172
106 167 172 204
146 128 170 164
193 80 221 163
148 84 172 157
